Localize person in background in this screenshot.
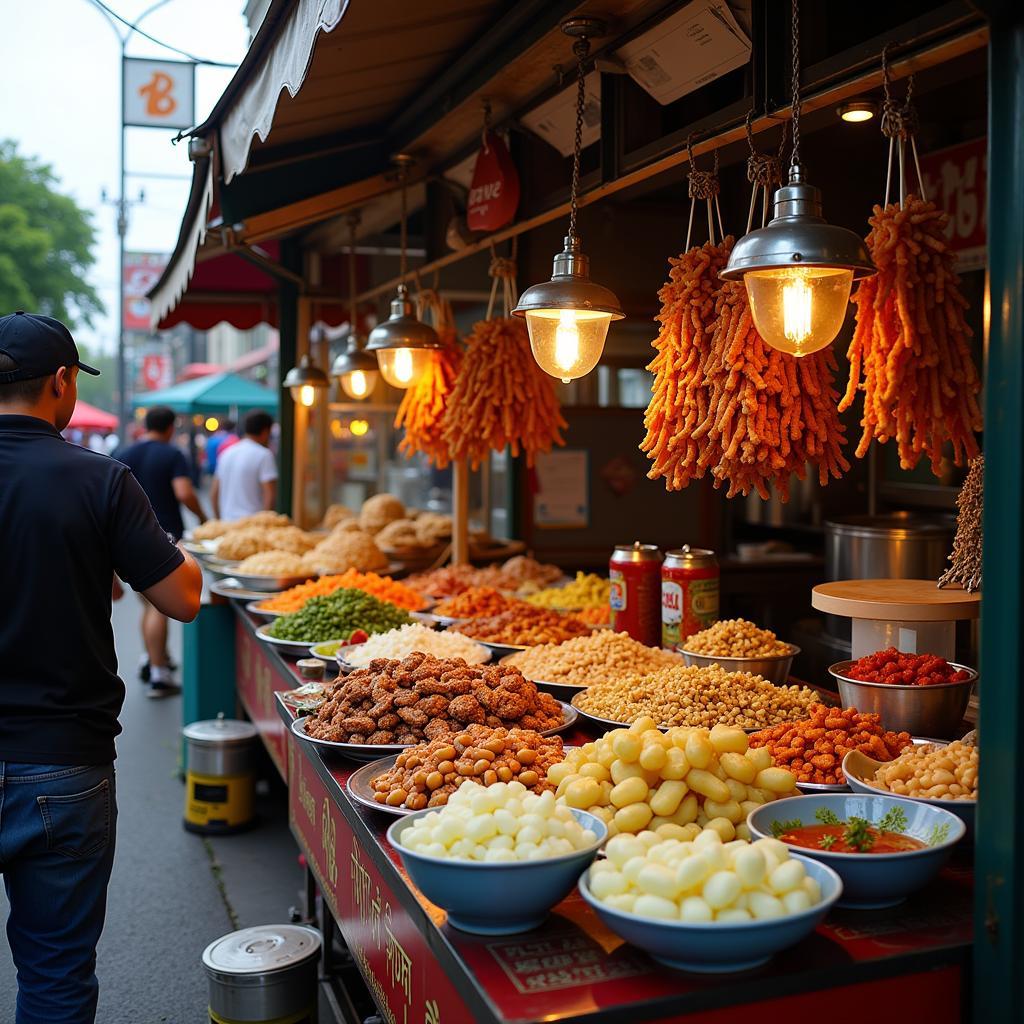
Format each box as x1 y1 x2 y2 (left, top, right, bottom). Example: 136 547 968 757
211 409 278 521
117 405 207 696
204 417 235 477
0 311 202 1024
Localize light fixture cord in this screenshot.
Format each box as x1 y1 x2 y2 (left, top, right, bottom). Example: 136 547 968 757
789 0 801 171
399 165 408 283
347 214 359 341
568 36 589 241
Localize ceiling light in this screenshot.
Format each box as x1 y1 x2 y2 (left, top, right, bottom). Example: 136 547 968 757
331 212 380 400
838 101 876 123
283 353 329 407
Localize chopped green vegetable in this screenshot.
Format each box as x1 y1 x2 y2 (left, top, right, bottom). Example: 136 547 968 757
878 806 909 833
927 822 952 846
770 818 804 838
818 834 838 850
843 816 876 853
814 807 842 826
266 588 411 643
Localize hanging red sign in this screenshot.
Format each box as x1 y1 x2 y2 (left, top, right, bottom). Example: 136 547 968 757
467 131 519 232
917 137 987 271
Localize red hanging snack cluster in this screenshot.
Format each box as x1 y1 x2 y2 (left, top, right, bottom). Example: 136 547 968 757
442 317 566 469
840 195 982 473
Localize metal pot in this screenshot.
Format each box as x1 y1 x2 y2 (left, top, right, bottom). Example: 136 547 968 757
203 925 321 1022
823 514 953 638
184 716 258 777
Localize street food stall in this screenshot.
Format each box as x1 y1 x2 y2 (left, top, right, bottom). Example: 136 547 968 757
153 1 1023 1021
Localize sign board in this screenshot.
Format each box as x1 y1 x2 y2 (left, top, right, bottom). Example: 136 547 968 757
123 57 195 129
615 1 751 106
467 131 520 231
123 252 168 330
139 354 172 391
918 137 987 272
522 73 601 157
534 449 589 528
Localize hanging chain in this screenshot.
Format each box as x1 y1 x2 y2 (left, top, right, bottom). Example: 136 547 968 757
568 36 589 240
399 163 408 284
347 213 359 332
789 0 801 170
481 98 492 153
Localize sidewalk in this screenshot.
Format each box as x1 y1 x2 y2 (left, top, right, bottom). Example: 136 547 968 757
0 596 308 1023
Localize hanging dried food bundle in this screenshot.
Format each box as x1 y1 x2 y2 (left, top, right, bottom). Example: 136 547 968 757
394 310 462 468
938 453 984 592
697 279 850 500
442 317 566 469
640 239 733 490
840 196 982 473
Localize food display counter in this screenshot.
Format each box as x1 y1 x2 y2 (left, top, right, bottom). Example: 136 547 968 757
228 602 971 1024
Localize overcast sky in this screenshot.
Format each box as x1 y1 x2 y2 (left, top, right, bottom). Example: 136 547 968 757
0 0 252 354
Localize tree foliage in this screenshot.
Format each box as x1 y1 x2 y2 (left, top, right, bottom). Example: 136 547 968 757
0 140 103 327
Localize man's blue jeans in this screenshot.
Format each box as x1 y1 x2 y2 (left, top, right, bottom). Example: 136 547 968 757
0 762 117 1024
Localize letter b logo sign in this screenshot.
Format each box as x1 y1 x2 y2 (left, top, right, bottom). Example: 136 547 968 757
139 71 177 117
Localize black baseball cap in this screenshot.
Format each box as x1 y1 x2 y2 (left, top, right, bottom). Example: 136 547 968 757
0 311 100 382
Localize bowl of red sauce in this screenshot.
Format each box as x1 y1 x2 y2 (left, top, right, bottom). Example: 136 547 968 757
829 651 976 739
747 793 965 909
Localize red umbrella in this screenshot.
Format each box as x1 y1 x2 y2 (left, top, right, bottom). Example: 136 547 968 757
68 400 118 432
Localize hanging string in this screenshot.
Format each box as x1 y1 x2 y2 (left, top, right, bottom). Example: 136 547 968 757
684 135 722 250
398 162 409 284
346 213 360 334
568 37 589 241
486 238 519 319
745 112 787 231
481 98 492 153
880 43 925 208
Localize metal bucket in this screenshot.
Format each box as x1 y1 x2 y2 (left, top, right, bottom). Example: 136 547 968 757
183 716 258 834
203 925 321 1023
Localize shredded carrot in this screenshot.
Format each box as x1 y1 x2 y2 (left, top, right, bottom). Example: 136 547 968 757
257 570 428 613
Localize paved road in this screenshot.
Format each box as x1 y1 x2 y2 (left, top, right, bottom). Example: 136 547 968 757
1 594 308 1023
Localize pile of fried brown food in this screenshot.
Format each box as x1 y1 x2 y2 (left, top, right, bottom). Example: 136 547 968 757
304 652 565 745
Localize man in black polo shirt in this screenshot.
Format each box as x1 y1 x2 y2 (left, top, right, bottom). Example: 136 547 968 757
0 312 203 1024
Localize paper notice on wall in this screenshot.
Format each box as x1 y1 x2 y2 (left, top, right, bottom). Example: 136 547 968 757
534 449 589 529
521 73 601 157
615 1 751 106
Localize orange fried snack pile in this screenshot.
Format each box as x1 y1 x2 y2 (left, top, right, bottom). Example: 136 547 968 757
442 317 566 469
749 704 912 784
841 195 982 474
395 325 462 468
697 279 850 500
640 239 733 490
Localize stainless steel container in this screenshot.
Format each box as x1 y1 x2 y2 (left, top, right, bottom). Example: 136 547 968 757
202 925 321 1022
678 646 799 686
184 717 258 778
828 660 976 738
823 514 953 638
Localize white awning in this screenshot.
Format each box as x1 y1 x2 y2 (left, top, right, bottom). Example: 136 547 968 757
149 161 215 329
220 0 348 183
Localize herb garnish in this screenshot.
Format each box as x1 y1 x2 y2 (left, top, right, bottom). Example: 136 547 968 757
843 816 876 853
927 822 951 847
818 834 838 850
878 806 909 833
814 807 842 826
770 818 804 838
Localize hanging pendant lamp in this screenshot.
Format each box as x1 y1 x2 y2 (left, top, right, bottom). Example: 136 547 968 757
721 0 874 357
365 155 440 389
512 18 623 383
283 351 329 409
331 212 380 400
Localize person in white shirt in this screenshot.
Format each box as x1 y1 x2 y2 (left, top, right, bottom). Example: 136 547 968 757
211 410 278 521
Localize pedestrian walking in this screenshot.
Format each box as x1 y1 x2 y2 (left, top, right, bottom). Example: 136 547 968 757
117 405 207 696
211 409 278 521
0 312 203 1024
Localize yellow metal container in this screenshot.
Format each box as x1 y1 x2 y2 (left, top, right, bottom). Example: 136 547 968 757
183 716 258 834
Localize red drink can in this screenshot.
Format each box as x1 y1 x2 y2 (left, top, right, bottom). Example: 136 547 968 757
609 543 663 647
661 546 719 650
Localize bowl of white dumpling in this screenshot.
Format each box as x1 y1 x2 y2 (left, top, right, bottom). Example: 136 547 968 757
577 830 842 973
388 780 606 934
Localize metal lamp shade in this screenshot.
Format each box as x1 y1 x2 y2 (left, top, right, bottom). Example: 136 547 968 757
512 236 624 382
721 170 874 356
331 343 379 400
282 355 329 407
365 287 440 389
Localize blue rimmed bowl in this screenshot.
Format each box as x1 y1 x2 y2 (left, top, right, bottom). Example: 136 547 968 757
387 808 606 934
578 853 841 973
747 793 965 909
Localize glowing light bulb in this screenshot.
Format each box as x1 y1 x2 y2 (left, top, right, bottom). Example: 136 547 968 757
554 310 581 383
350 418 369 437
392 348 414 384
744 266 854 356
349 370 368 396
204 416 219 432
299 384 316 407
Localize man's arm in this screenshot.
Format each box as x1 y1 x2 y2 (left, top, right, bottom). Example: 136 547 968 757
210 476 221 518
261 478 277 511
143 546 202 621
173 476 206 523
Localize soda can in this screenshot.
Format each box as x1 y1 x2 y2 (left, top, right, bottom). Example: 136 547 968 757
661 546 719 650
609 543 663 648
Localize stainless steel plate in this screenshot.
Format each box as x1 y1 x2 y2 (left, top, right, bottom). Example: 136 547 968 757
346 755 411 816
255 624 346 659
290 715 409 763
209 577 285 602
207 566 319 592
